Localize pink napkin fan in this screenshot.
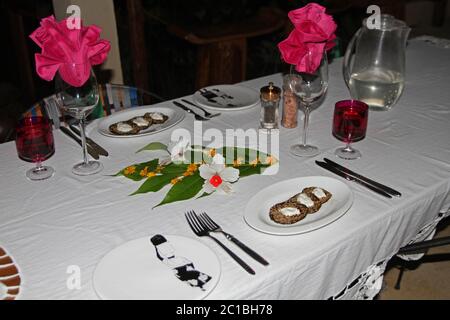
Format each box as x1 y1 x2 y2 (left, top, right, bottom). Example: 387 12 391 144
30 15 111 87
278 3 337 74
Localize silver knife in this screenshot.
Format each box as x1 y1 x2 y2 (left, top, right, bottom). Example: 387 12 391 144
323 158 401 197
69 124 109 157
316 161 392 198
60 126 100 160
172 101 208 121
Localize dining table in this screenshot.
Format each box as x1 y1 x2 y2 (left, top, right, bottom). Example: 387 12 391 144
0 39 449 300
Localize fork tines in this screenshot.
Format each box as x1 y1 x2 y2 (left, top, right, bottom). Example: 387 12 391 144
185 210 202 235
199 212 218 230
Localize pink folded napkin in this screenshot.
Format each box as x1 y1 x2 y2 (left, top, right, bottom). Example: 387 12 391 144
278 3 337 74
30 16 111 87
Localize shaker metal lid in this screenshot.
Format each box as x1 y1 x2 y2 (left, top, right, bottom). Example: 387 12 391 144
261 82 281 101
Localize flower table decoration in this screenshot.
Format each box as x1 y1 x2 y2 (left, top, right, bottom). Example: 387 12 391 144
116 139 277 208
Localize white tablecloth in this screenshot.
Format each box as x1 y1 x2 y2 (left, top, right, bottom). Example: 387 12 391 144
0 41 449 300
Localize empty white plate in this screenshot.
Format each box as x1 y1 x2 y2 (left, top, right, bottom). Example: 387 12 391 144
193 85 259 111
244 176 354 235
93 235 221 300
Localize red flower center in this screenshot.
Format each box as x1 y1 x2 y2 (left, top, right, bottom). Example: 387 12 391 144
209 175 223 188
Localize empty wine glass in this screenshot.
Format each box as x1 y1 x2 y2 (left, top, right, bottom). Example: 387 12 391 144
289 51 329 157
16 116 55 181
332 100 369 160
55 64 102 176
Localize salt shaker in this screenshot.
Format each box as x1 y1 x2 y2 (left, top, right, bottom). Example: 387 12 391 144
282 75 298 128
260 82 281 130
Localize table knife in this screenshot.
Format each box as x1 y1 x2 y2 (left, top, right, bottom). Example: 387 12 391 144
315 161 392 198
60 126 100 160
224 233 269 266
69 125 109 157
172 101 208 121
323 158 401 197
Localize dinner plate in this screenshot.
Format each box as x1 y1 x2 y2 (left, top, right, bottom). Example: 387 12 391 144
97 105 185 138
193 85 259 111
93 235 221 300
244 176 353 236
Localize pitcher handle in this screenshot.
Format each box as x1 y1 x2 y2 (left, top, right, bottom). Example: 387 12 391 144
343 28 361 88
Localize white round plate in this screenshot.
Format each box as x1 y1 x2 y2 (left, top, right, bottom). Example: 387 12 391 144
93 235 221 300
193 85 259 111
97 105 185 138
244 176 354 236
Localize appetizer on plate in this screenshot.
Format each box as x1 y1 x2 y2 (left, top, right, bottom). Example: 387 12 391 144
108 112 169 135
144 112 169 124
109 121 140 135
269 202 308 225
270 187 332 225
130 116 152 130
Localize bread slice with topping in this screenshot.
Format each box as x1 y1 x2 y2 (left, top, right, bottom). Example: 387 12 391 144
269 201 309 225
302 187 332 205
109 121 141 135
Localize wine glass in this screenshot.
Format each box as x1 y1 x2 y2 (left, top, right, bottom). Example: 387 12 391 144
289 51 329 157
55 64 102 176
16 116 55 181
332 100 369 160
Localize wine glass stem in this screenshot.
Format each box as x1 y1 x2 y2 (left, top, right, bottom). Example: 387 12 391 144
34 160 44 173
302 104 311 147
79 116 89 165
344 142 353 152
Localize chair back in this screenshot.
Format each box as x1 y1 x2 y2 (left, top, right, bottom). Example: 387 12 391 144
23 84 162 128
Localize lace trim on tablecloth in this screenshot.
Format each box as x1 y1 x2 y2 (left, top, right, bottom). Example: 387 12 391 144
329 259 391 300
411 36 450 49
330 210 450 300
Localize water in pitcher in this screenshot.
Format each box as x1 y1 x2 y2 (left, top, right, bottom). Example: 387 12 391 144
349 68 404 110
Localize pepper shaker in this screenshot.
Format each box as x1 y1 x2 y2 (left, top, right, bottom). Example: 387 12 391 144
282 75 298 128
260 82 281 130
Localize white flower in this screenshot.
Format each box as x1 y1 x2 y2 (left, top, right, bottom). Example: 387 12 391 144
168 137 190 164
199 154 240 195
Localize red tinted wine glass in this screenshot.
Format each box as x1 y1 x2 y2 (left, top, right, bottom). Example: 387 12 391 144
16 116 55 180
332 100 369 160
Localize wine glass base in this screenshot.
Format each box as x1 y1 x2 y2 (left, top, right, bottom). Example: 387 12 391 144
290 144 320 157
72 161 103 176
26 166 55 181
335 147 361 160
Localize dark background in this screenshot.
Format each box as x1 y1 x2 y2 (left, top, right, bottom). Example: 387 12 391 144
0 0 448 143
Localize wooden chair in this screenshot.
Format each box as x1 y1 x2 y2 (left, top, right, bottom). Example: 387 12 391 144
154 7 286 89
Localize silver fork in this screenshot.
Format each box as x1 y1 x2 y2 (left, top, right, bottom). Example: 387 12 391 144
185 211 255 275
181 99 221 118
199 212 269 266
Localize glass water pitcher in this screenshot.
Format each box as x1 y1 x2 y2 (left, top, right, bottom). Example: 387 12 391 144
343 15 411 111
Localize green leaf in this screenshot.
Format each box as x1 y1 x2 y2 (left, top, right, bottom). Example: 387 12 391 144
154 173 204 208
237 163 271 178
219 147 273 165
118 159 159 181
136 142 168 154
196 192 212 200
131 173 178 196
160 162 194 175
